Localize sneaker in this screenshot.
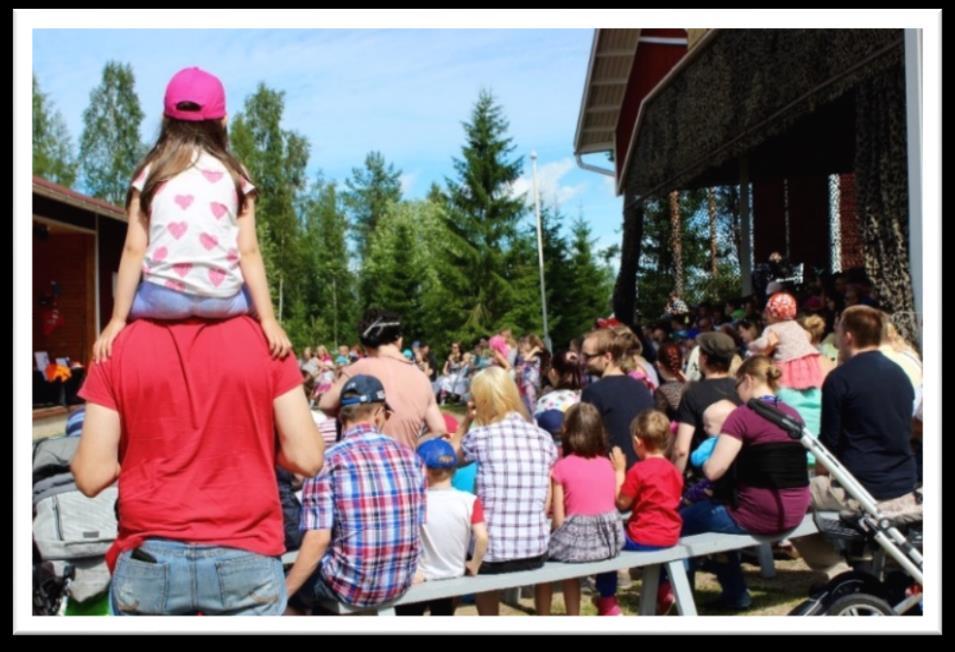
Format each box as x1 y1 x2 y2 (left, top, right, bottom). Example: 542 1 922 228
656 581 676 615
592 595 622 616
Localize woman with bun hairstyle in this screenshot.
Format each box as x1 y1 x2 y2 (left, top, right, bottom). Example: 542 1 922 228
319 308 447 449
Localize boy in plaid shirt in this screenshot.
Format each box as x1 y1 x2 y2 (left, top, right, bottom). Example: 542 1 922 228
285 375 426 613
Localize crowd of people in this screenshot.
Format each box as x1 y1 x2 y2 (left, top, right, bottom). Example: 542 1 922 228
68 66 924 618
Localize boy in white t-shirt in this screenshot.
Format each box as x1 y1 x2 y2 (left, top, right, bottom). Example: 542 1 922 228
396 438 489 616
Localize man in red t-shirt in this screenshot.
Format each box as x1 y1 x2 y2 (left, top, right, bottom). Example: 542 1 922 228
72 316 324 615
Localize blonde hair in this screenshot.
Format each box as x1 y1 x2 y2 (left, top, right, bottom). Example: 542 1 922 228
630 409 671 453
800 314 827 345
735 355 783 393
470 366 529 425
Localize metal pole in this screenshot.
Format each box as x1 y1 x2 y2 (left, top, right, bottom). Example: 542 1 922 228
531 151 551 351
332 277 339 348
278 275 284 321
904 28 923 330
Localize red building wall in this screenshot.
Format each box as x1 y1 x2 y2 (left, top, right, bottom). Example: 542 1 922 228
615 29 688 179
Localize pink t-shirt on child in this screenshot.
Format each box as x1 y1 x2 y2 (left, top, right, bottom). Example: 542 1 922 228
132 149 255 299
551 454 617 516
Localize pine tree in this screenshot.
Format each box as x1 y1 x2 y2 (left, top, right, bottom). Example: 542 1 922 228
441 89 528 344
344 151 403 262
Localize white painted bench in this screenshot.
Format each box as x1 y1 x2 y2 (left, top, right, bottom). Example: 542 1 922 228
282 514 818 616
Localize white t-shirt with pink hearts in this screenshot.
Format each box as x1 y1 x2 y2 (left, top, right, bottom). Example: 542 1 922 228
132 149 255 298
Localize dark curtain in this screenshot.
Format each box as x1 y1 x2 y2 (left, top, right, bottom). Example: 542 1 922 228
855 60 920 349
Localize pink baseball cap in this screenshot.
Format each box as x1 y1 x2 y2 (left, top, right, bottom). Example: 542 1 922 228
164 67 226 122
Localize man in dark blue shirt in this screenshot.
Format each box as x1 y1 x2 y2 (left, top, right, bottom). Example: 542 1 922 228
793 306 919 581
580 326 655 469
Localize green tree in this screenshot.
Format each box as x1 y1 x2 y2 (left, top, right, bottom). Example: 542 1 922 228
440 89 528 344
558 217 614 346
344 151 403 262
230 84 310 326
303 177 359 348
33 76 78 187
78 61 145 204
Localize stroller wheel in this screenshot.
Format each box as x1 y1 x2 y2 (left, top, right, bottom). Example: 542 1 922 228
825 593 895 616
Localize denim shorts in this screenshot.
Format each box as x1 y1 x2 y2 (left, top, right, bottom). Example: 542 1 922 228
129 281 254 321
109 539 286 616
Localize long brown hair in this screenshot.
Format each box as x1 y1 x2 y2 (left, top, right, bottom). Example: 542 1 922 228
561 402 608 458
129 116 254 216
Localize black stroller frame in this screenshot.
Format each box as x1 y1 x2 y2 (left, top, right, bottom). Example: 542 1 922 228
747 399 924 616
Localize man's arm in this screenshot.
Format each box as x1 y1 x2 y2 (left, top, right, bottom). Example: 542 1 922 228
317 369 350 415
671 423 696 474
71 402 122 497
285 529 331 597
274 386 324 478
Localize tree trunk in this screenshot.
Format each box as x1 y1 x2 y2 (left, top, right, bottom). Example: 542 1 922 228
669 190 683 297
708 188 719 277
612 202 645 328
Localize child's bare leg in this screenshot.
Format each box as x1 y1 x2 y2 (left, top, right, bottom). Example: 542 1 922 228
562 579 581 615
534 583 553 615
475 590 500 616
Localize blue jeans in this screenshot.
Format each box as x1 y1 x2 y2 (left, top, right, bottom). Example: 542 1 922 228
680 500 750 606
109 539 286 615
129 281 254 320
595 538 670 598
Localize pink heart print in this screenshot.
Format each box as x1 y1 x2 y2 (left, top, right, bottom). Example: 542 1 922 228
200 233 219 251
226 248 240 266
210 202 228 220
174 194 194 210
168 222 188 240
208 267 227 288
165 279 186 292
152 246 168 263
173 263 193 278
202 170 224 183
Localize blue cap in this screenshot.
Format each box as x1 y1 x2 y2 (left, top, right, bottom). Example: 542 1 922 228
340 375 390 408
535 409 565 438
416 438 458 469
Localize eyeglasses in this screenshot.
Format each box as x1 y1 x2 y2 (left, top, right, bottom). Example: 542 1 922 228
580 351 601 360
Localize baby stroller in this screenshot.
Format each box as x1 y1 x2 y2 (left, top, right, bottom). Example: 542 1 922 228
747 400 923 616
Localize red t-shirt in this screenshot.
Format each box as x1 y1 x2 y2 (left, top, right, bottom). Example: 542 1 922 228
78 316 302 570
620 456 684 547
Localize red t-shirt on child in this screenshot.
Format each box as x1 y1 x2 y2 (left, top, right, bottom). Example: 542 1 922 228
620 456 684 546
78 316 303 570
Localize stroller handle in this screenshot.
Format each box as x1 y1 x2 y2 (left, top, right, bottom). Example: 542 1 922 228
746 399 804 441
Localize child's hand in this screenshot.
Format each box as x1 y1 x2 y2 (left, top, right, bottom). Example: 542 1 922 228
93 318 127 363
261 318 292 359
465 559 482 576
610 446 627 472
413 569 426 585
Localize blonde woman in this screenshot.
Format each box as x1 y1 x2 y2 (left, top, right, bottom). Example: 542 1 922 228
450 366 558 616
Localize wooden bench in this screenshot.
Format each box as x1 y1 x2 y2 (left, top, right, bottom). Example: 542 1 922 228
282 514 818 616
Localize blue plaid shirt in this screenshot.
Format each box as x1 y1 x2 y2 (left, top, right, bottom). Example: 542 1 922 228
300 423 426 608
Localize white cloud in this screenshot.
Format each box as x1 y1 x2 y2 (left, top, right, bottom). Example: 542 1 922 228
509 157 587 208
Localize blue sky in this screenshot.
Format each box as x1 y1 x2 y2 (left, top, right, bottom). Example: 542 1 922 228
33 29 624 260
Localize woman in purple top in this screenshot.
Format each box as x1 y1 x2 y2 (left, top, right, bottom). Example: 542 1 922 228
680 355 811 611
